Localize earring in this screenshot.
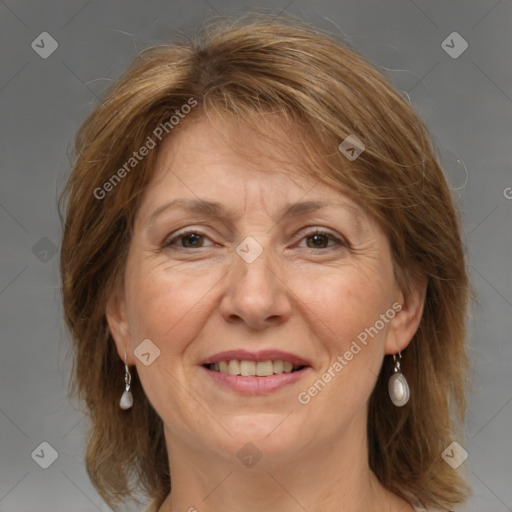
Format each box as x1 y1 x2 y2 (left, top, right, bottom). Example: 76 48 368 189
388 351 410 407
119 351 133 410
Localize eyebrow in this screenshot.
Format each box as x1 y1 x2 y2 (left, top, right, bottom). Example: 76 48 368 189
147 198 362 226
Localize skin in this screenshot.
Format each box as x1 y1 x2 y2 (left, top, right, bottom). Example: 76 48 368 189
107 114 426 512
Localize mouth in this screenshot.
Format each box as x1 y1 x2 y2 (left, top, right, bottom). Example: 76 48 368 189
200 349 312 395
204 359 308 376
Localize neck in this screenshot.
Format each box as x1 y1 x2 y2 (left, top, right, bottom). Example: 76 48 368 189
157 409 413 512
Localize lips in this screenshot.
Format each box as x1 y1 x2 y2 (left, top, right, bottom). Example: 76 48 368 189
200 349 311 368
200 349 312 395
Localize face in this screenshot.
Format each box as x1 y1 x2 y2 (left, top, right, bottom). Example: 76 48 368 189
107 115 423 469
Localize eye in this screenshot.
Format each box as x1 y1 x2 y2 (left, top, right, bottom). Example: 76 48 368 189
161 228 346 251
162 230 214 249
297 230 346 250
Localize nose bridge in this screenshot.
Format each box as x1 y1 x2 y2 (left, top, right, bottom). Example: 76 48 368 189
234 236 278 303
220 236 290 327
237 238 274 291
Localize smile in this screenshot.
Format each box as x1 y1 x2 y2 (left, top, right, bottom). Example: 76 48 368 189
205 359 306 376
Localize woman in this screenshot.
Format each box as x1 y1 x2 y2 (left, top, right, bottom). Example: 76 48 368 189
59 14 471 512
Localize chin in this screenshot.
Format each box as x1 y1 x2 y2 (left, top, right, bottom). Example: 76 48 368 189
205 414 310 464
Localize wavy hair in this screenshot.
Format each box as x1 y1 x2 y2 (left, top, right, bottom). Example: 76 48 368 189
59 13 471 511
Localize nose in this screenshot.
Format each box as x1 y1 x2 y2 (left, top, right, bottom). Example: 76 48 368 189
218 242 292 330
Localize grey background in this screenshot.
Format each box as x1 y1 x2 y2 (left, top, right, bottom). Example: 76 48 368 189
0 1 511 511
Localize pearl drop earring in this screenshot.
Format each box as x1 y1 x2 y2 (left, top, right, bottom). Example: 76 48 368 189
388 351 410 407
119 351 133 410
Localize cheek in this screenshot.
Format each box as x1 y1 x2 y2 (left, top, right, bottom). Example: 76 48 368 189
295 270 392 417
294 263 393 352
124 258 219 347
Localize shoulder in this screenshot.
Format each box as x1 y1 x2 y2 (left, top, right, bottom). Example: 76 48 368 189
140 500 159 512
413 506 454 512
409 496 457 512
413 504 459 512
413 508 451 512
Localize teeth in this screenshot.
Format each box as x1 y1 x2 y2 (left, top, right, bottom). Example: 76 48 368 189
227 360 240 375
209 359 303 376
273 360 284 374
256 361 274 376
240 360 256 376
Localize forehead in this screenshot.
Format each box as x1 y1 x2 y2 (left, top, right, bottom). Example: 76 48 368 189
151 113 312 182
137 114 370 224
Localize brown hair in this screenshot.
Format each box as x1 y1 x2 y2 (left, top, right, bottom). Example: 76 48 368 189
59 13 471 511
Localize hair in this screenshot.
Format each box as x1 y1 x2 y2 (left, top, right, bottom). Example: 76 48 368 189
59 13 472 512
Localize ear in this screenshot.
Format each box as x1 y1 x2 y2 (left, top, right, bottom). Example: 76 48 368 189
106 285 135 365
384 274 427 355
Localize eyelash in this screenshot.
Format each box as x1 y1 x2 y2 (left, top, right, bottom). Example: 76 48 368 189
162 228 347 251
